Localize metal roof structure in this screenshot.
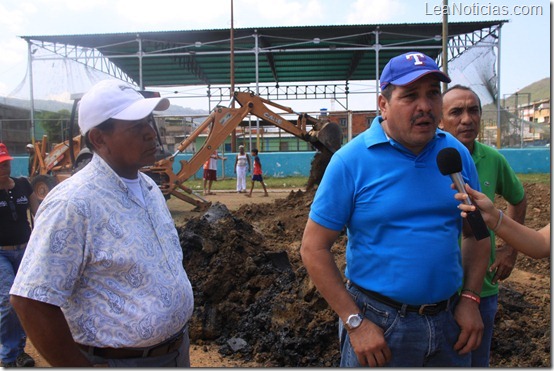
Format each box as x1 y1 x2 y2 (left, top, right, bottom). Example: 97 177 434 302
21 20 505 104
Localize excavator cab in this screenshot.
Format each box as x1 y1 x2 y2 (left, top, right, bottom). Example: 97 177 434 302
29 89 169 202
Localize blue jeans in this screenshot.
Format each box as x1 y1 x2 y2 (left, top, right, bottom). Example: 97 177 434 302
0 247 27 363
339 283 470 367
471 294 497 367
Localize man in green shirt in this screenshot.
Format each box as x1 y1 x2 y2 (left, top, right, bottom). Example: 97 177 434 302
441 85 527 367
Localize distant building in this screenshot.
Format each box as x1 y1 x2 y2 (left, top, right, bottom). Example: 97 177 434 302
521 98 550 125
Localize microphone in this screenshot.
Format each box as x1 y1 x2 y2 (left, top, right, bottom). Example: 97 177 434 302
436 147 490 241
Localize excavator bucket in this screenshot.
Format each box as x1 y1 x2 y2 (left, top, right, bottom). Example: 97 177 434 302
315 121 343 153
306 121 343 190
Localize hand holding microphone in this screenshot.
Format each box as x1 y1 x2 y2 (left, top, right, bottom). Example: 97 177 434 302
436 147 490 241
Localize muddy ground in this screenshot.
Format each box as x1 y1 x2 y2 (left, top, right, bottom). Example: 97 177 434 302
25 182 550 367
177 181 550 367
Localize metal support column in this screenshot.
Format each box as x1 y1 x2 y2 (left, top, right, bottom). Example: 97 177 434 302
496 26 502 148
27 40 36 143
137 36 143 89
254 31 260 150
375 27 380 115
441 0 449 92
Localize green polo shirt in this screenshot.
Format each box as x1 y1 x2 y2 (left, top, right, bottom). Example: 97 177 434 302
472 141 525 297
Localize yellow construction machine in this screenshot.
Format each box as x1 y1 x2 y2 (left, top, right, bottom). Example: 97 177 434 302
28 90 342 208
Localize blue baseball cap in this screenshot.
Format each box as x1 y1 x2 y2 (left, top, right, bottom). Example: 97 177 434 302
380 51 451 90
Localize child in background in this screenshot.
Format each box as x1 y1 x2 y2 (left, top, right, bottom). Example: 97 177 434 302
246 148 268 197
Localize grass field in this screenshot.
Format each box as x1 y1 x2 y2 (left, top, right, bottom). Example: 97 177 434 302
184 176 309 191
517 173 551 184
184 173 550 191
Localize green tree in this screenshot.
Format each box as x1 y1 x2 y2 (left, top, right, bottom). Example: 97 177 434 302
35 109 71 145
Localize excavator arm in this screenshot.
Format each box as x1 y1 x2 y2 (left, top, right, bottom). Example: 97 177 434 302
148 103 252 208
146 91 342 210
234 91 342 153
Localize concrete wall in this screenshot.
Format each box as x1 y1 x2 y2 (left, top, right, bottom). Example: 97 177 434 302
10 148 550 179
498 148 551 174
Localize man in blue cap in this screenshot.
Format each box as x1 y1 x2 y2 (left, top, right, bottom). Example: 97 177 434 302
301 52 490 367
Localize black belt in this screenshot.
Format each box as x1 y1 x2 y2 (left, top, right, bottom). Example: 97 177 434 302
77 326 186 359
0 243 27 251
350 282 455 316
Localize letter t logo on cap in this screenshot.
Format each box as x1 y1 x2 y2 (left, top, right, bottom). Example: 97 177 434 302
406 53 425 65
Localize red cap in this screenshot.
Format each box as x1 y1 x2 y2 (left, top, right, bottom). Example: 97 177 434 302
0 143 14 163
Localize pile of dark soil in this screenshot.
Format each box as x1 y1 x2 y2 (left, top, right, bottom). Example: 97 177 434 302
178 199 342 366
178 182 550 367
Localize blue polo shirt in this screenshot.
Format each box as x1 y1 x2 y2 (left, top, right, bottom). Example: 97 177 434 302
309 117 481 305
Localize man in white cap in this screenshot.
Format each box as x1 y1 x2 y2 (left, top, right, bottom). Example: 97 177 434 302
25 144 35 176
9 80 194 367
301 52 490 367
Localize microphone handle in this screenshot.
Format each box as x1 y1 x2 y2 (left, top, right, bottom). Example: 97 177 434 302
450 173 490 241
466 209 491 241
451 173 472 205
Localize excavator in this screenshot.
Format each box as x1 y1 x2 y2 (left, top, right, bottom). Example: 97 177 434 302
145 91 342 210
28 90 342 209
28 90 169 201
28 100 92 201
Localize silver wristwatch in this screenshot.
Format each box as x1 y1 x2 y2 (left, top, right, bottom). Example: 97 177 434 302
345 313 363 330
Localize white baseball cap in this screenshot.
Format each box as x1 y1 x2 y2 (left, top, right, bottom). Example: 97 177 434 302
78 79 170 134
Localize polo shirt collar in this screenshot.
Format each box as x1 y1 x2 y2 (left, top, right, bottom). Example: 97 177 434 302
471 140 486 163
364 116 446 150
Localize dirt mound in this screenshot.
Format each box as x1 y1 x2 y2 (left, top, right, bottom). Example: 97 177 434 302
490 181 551 367
178 200 342 366
179 183 550 367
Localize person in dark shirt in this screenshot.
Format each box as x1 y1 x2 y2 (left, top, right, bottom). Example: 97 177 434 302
0 142 39 367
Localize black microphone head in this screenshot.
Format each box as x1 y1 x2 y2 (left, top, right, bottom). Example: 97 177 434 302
436 147 462 175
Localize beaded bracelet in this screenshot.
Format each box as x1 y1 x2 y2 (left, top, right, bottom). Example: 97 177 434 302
461 292 481 304
493 210 504 232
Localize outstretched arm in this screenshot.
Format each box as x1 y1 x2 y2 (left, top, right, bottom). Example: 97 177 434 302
455 183 550 259
490 194 527 283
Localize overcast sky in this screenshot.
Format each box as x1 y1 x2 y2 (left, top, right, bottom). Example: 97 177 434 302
0 0 550 111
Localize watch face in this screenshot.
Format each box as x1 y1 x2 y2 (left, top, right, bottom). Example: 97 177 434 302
347 314 362 329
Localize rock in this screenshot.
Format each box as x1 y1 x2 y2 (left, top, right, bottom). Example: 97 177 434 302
227 337 247 352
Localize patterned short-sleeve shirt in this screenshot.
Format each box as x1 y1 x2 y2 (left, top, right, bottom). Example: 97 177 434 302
11 154 194 348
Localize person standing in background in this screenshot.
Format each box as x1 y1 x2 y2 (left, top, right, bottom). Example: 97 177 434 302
203 150 221 196
234 145 250 193
0 143 39 367
441 85 527 367
246 148 268 198
25 144 35 177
